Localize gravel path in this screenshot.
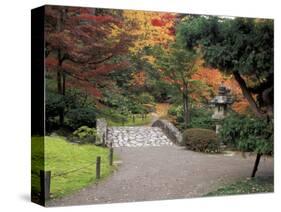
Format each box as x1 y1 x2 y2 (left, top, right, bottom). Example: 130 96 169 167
47 145 273 207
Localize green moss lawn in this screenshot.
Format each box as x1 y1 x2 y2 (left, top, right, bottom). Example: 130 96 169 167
31 136 115 198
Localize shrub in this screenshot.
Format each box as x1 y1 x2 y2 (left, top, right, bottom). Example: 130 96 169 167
220 114 273 155
168 105 184 122
168 105 215 130
168 105 178 116
138 92 155 104
190 108 214 130
65 107 97 130
183 128 220 153
70 126 97 144
46 92 65 118
73 126 97 139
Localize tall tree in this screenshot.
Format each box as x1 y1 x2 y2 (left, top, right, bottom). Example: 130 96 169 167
178 16 273 118
45 6 133 125
178 16 273 177
120 11 177 53
153 42 197 128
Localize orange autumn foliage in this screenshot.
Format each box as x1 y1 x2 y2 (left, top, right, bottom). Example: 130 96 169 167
120 11 176 53
191 67 249 113
130 71 146 87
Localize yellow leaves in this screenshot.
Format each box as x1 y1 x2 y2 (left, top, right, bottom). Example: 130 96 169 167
130 71 146 87
142 55 156 64
155 103 171 117
122 10 176 53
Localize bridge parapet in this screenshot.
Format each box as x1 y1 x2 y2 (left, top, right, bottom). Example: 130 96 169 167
152 119 183 145
96 118 108 145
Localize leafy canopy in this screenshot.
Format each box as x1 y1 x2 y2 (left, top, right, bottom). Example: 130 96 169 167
178 16 273 78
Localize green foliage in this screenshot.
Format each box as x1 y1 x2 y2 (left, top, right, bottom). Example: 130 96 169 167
182 128 220 153
73 126 97 139
219 114 273 154
46 88 98 132
178 17 273 115
102 89 142 115
178 17 273 77
108 66 134 90
168 105 214 130
205 176 273 196
190 108 214 130
168 105 178 116
153 41 197 88
66 107 97 130
168 104 184 122
138 92 155 104
98 107 127 123
108 114 152 127
46 92 65 118
31 136 115 198
46 91 66 131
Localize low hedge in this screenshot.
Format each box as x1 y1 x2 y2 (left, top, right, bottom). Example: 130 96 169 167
183 128 220 153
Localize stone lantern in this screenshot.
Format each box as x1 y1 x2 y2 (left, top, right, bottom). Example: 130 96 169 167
210 82 233 134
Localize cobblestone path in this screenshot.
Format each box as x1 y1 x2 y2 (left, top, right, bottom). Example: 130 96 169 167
107 126 174 148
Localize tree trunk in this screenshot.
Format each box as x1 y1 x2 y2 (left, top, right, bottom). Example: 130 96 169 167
57 68 64 126
62 72 66 96
58 72 66 126
183 85 189 129
251 153 262 178
233 71 264 117
56 10 65 126
262 86 273 117
57 68 62 94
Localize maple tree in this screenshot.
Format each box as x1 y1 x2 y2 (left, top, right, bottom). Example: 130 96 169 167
153 41 197 128
191 67 249 113
130 71 146 87
45 6 133 125
118 11 176 53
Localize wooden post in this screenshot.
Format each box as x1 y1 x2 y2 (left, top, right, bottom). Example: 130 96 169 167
96 156 101 179
251 153 262 178
40 170 51 202
102 133 105 146
109 148 113 166
132 114 135 123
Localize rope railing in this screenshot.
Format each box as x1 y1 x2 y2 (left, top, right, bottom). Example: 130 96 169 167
38 147 114 202
52 161 97 178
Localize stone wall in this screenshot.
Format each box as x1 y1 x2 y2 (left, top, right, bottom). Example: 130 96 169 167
96 118 108 145
152 119 183 145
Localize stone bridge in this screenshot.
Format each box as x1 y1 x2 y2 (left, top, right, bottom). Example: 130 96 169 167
96 118 183 148
107 126 174 147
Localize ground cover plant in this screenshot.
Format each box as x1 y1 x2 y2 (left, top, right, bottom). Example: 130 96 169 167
205 176 273 196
